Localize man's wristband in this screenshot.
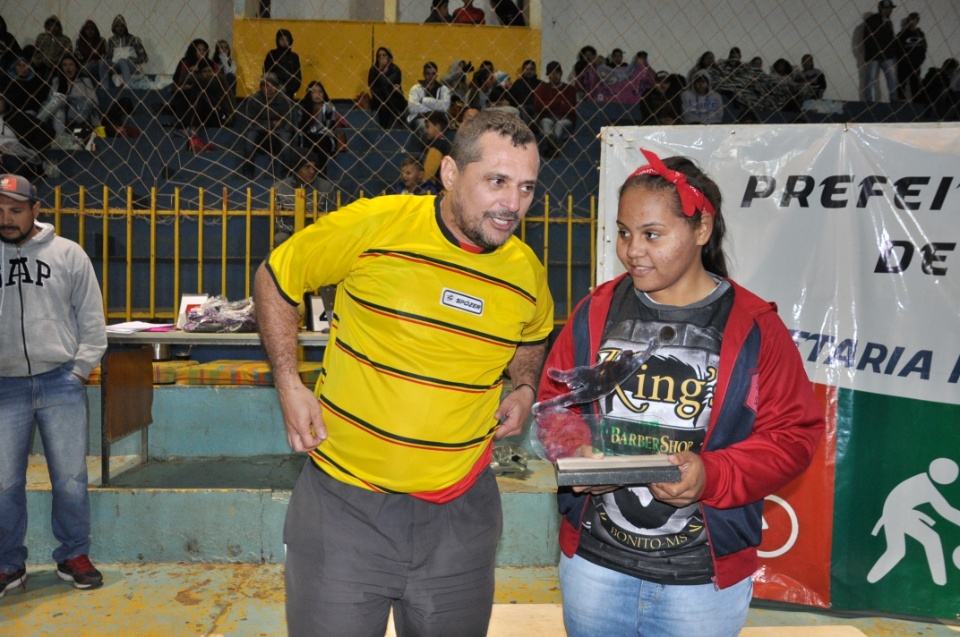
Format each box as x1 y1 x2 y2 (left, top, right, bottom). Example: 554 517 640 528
514 383 537 399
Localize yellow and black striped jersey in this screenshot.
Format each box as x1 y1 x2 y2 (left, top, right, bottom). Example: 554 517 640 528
267 195 554 500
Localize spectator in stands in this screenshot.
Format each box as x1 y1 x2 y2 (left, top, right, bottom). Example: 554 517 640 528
263 28 301 100
216 40 238 96
485 85 519 118
491 0 526 26
681 70 723 124
798 54 826 99
34 16 72 80
750 56 763 70
74 20 106 87
643 71 684 125
0 95 42 178
0 16 22 72
1 53 54 155
238 72 298 178
389 156 438 195
862 0 899 102
607 49 627 68
534 61 577 157
508 60 542 123
571 45 601 100
0 173 108 598
771 58 810 109
465 67 495 110
174 39 215 87
425 0 454 23
421 110 451 187
632 50 657 95
103 15 148 88
687 51 716 85
726 47 742 66
452 0 486 24
368 46 406 129
272 155 334 218
442 59 473 103
171 57 235 151
298 80 347 179
406 61 451 135
39 52 98 150
896 12 926 102
917 58 959 120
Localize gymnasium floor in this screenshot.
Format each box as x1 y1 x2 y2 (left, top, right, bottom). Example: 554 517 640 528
1 561 958 636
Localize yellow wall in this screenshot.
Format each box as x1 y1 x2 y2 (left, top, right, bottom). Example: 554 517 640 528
233 19 541 101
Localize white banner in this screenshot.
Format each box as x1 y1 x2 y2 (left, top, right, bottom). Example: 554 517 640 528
597 124 960 405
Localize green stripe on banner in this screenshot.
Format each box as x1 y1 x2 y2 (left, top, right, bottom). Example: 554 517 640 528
830 388 960 618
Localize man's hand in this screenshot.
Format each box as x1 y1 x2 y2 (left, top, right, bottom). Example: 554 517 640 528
648 451 706 507
493 385 535 439
277 382 326 452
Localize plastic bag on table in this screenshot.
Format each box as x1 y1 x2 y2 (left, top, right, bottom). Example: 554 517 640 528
182 295 257 333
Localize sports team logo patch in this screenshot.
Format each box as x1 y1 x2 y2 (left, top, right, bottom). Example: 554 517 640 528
441 288 484 316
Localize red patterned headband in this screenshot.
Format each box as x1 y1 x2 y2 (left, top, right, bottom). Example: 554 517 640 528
626 149 715 217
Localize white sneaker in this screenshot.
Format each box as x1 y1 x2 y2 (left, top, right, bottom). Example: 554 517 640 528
112 75 123 88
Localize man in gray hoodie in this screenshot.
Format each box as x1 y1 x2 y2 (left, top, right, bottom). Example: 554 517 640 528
0 174 107 598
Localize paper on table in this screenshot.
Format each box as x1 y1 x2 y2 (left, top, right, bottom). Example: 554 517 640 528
106 321 175 334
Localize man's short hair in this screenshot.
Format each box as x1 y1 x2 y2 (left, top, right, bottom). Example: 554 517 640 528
449 110 535 169
262 72 280 87
546 61 562 75
424 61 438 74
425 110 449 130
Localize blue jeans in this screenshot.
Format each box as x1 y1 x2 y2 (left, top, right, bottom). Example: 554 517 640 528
866 59 898 102
559 553 753 637
0 365 92 571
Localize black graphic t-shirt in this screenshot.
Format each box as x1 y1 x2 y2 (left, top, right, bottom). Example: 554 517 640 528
577 276 734 585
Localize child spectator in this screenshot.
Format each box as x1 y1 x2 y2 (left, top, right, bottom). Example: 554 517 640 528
390 156 438 195
216 40 238 96
421 110 451 187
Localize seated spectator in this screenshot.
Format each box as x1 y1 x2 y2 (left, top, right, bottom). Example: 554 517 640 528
798 53 826 99
633 50 657 94
681 70 723 124
607 48 627 68
298 80 347 179
171 57 235 151
534 61 576 157
686 50 716 85
103 15 148 88
39 52 99 150
571 45 599 98
389 156 438 196
425 0 454 23
272 155 334 219
263 29 301 99
216 39 238 96
485 85 519 117
643 70 684 125
726 47 743 65
174 39 215 88
0 53 54 154
421 111 451 187
238 72 298 178
74 20 107 87
465 67 495 110
770 57 810 109
452 0 485 24
507 60 541 122
368 46 406 129
750 56 764 70
34 16 72 80
0 16 22 72
442 59 473 103
0 94 42 178
917 58 959 120
490 0 526 26
406 61 451 134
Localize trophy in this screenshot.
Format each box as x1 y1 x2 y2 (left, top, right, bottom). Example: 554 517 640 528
532 333 681 487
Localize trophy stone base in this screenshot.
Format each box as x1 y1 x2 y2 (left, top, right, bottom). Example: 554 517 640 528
555 455 681 487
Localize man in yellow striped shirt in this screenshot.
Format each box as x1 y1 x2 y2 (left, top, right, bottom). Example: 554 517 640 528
255 110 553 637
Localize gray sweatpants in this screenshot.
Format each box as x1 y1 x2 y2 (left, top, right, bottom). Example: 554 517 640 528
284 462 503 637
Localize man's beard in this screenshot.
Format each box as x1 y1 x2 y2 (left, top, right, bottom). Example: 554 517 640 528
451 192 520 250
0 228 31 245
